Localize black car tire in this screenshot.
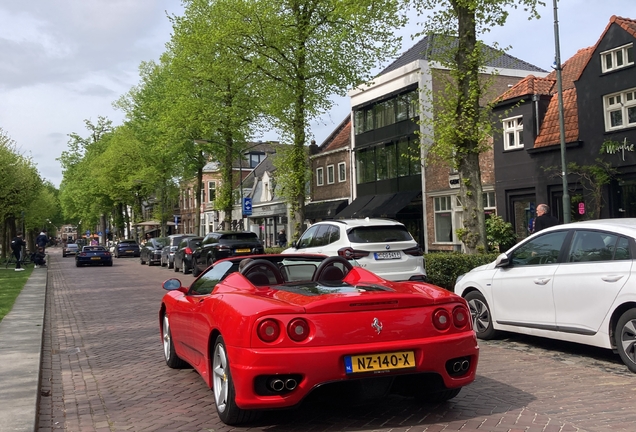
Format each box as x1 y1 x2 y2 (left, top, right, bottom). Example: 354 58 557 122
140 256 146 265
183 261 191 275
615 308 636 373
192 262 201 277
173 261 180 272
75 261 81 267
168 258 173 269
212 335 259 425
160 257 166 267
162 314 187 369
464 291 498 340
62 252 66 258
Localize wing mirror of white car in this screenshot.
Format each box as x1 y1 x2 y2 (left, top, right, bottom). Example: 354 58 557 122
494 253 510 268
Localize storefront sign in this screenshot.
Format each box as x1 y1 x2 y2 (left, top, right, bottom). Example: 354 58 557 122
601 138 634 161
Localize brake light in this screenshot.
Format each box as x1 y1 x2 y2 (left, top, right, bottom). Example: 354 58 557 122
433 309 451 331
79 252 86 257
337 247 369 259
257 319 280 343
287 318 310 342
403 245 423 256
184 247 193 254
214 245 231 251
104 252 111 257
453 306 469 328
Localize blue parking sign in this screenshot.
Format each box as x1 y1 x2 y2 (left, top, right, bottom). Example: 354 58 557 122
242 197 252 216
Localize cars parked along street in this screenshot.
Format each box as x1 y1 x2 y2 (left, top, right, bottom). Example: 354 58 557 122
173 236 203 274
140 237 168 266
161 234 196 269
283 218 425 281
191 231 264 277
455 218 636 373
160 254 477 425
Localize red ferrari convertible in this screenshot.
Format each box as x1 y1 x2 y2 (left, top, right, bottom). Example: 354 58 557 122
160 254 479 425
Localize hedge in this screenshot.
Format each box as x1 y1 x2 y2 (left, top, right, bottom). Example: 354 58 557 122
424 252 499 291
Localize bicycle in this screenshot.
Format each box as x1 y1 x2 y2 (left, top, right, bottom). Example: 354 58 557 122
4 249 32 269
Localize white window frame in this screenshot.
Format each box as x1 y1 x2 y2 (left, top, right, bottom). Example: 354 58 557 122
316 167 324 186
604 88 636 131
327 164 335 184
600 43 634 73
502 115 524 151
433 195 455 244
338 162 346 182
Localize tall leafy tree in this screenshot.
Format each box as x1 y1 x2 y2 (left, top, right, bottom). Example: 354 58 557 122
214 0 406 236
412 0 542 253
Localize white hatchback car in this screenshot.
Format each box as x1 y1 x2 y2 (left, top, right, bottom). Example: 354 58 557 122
282 218 425 281
454 218 636 373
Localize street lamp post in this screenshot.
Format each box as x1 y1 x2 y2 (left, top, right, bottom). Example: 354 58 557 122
553 0 571 223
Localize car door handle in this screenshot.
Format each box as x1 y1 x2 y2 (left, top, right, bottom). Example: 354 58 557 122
534 278 551 285
601 275 624 283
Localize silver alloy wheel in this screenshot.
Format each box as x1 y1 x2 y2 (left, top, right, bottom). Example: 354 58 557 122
619 318 636 363
213 342 229 413
162 315 171 361
468 298 491 334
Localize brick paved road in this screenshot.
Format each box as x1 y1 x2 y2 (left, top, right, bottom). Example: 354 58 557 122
38 249 636 432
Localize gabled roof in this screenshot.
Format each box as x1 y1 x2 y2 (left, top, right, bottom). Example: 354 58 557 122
497 47 594 102
534 88 579 148
319 116 351 153
380 34 547 76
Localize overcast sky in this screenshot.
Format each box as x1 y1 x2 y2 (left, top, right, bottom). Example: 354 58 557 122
0 1 634 188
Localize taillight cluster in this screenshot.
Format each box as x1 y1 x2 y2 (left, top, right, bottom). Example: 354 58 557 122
403 245 423 256
432 306 470 331
184 247 193 255
337 247 369 260
257 318 310 343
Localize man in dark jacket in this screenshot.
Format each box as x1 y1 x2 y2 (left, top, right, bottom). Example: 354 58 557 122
533 204 560 233
11 232 26 271
36 230 49 252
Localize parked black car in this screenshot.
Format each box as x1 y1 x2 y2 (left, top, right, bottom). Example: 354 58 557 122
161 234 197 269
140 237 168 266
192 231 264 276
173 236 203 274
114 239 140 258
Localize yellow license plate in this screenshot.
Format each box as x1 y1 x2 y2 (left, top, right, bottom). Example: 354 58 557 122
344 351 415 374
91 257 101 260
235 248 251 253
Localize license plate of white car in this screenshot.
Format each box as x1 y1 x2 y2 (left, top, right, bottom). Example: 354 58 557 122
344 351 415 374
374 251 401 260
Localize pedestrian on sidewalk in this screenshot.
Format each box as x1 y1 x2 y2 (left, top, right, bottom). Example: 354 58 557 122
11 232 26 271
532 203 560 233
33 247 47 268
36 229 49 252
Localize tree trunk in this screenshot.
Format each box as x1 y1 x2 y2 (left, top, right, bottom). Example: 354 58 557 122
454 1 487 253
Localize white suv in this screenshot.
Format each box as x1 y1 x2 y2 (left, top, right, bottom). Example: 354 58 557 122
282 218 425 281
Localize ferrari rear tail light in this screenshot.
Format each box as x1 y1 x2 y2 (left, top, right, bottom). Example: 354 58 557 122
452 306 469 329
257 319 280 343
403 245 423 256
337 247 370 259
433 309 451 331
287 318 310 342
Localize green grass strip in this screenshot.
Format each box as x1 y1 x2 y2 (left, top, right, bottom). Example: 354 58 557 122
0 267 34 322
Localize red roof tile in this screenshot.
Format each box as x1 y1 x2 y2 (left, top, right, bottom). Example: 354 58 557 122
322 117 351 152
534 88 579 148
614 16 636 38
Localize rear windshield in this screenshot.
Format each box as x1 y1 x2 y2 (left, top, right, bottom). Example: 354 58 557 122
220 233 258 241
347 226 413 243
154 238 169 247
119 240 138 246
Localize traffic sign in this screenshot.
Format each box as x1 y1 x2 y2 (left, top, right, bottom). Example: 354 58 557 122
242 197 252 216
86 230 91 236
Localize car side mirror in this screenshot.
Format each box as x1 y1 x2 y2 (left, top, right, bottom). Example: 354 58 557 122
495 253 510 268
195 242 201 247
291 241 297 248
162 278 187 293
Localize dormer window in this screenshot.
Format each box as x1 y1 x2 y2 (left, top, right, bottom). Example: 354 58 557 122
600 43 634 73
503 116 524 150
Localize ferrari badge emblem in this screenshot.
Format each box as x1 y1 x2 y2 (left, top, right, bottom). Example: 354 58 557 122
371 318 383 334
